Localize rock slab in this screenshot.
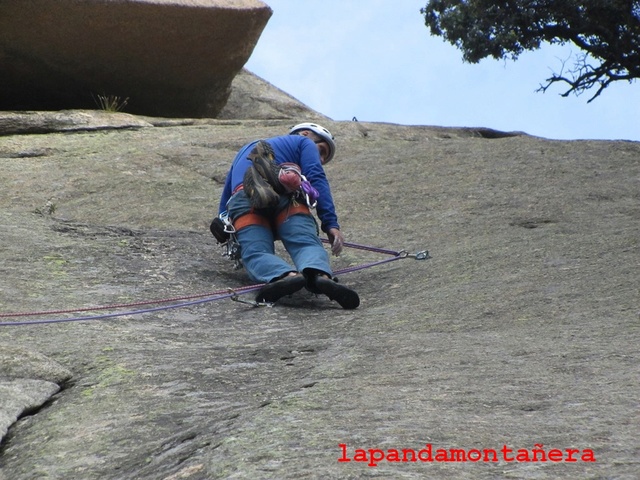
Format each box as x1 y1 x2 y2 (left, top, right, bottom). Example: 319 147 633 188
0 345 72 441
0 113 638 479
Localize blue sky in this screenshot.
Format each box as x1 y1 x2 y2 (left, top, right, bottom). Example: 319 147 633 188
246 0 639 142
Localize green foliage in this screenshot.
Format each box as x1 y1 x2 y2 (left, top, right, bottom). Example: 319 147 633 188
421 0 640 101
93 93 129 112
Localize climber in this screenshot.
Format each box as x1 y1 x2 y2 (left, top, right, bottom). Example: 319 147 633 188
215 122 360 309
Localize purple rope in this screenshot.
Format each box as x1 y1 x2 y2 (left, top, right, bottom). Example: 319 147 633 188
0 242 406 326
322 239 401 257
0 284 263 319
0 288 263 327
333 255 403 274
344 242 402 256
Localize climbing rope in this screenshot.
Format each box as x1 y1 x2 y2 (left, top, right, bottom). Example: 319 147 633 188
0 242 429 326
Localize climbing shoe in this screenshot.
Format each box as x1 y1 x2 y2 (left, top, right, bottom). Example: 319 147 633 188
247 140 283 193
314 276 360 309
256 274 306 304
243 164 280 208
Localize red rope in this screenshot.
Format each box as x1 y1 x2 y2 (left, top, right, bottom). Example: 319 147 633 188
0 242 409 322
0 283 262 319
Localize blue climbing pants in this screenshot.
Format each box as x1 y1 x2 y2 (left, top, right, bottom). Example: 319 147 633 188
226 190 332 283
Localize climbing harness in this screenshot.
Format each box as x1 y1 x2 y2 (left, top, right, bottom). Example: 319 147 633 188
0 241 430 326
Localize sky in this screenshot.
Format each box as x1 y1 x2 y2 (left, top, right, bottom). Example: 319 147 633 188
245 0 639 142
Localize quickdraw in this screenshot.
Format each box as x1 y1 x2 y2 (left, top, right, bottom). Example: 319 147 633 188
398 250 430 260
217 212 243 270
230 292 274 308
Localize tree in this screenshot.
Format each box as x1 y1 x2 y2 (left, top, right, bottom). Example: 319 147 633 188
421 0 640 101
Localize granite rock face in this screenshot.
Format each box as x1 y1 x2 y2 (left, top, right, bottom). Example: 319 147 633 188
0 346 72 441
0 110 638 478
218 69 331 121
0 0 272 117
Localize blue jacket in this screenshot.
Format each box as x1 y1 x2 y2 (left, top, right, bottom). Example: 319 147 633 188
218 134 340 233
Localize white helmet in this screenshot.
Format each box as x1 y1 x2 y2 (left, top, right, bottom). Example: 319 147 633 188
289 122 336 162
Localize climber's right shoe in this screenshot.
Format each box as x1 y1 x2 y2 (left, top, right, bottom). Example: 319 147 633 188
313 276 360 310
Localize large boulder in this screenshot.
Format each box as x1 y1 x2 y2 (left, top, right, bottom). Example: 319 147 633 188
0 0 272 118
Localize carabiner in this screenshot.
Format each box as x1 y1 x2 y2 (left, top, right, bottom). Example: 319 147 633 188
399 250 431 260
230 292 274 308
413 250 431 260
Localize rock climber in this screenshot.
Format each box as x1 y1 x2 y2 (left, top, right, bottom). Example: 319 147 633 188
215 122 359 309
